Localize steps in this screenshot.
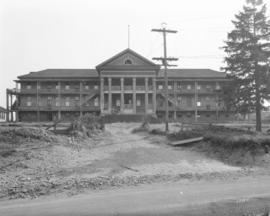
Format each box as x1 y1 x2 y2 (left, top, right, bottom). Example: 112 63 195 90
103 114 158 123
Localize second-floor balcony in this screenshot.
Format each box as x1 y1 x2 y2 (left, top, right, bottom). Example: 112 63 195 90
18 105 99 111
103 86 154 92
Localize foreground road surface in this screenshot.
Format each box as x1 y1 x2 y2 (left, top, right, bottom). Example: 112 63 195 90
1 176 270 216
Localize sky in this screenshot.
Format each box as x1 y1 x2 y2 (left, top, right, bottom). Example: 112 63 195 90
0 0 269 107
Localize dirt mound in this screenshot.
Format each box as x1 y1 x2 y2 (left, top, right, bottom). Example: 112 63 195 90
0 127 57 144
192 133 270 166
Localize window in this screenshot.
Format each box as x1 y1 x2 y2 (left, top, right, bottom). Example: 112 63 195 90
94 85 99 90
197 101 201 107
158 85 163 90
187 97 192 106
187 85 191 90
116 99 120 106
65 85 70 90
216 84 221 90
94 98 99 107
85 85 89 90
177 82 181 89
75 96 79 100
56 102 60 107
56 85 60 90
124 59 132 65
136 100 141 106
26 85 32 90
27 101 32 106
65 101 70 106
168 85 172 90
197 85 201 90
37 84 41 90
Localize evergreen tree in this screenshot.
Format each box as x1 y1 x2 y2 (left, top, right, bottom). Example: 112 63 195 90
223 0 270 131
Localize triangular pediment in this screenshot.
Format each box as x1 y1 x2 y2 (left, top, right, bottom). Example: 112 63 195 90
96 48 159 71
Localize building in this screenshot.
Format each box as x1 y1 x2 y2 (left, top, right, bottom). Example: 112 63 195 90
6 48 232 122
0 106 7 122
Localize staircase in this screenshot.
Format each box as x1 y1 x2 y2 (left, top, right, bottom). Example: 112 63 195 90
81 93 97 105
160 92 180 108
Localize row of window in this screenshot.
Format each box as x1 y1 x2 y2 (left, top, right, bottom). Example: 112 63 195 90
25 99 99 107
23 83 221 91
158 84 221 90
25 85 99 90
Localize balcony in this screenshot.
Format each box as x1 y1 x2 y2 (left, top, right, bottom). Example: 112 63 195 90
18 105 99 111
18 106 38 111
38 88 58 94
60 88 80 94
124 86 133 91
20 89 37 94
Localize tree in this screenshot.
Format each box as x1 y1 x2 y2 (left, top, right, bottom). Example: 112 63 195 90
223 0 270 131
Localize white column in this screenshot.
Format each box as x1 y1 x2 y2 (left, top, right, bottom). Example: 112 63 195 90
108 78 112 113
145 78 148 114
152 77 156 114
120 78 124 112
133 78 136 114
100 78 104 113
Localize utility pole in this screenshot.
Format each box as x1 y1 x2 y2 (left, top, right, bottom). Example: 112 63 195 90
152 24 178 133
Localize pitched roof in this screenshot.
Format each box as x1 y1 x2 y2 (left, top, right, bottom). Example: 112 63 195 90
18 69 98 79
96 48 158 69
159 69 226 79
18 68 226 79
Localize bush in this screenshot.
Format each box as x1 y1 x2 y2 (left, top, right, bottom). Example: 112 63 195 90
68 114 104 138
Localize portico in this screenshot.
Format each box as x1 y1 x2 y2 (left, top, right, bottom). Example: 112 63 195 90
96 48 159 116
101 77 156 114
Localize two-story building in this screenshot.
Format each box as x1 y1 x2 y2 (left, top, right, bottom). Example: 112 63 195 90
6 48 233 122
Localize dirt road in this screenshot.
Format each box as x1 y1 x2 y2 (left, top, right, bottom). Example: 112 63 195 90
0 175 270 216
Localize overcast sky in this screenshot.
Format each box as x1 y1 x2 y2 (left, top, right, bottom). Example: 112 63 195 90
0 0 269 107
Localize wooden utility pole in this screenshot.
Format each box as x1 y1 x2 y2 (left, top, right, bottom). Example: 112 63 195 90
152 25 178 132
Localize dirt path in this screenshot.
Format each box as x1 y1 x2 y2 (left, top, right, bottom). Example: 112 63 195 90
95 123 243 178
1 175 270 216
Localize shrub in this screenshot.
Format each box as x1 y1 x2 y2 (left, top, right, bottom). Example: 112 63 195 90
68 114 104 138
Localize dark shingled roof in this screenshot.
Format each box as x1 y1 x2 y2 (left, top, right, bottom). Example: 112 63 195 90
18 69 98 79
18 68 226 79
158 69 226 78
